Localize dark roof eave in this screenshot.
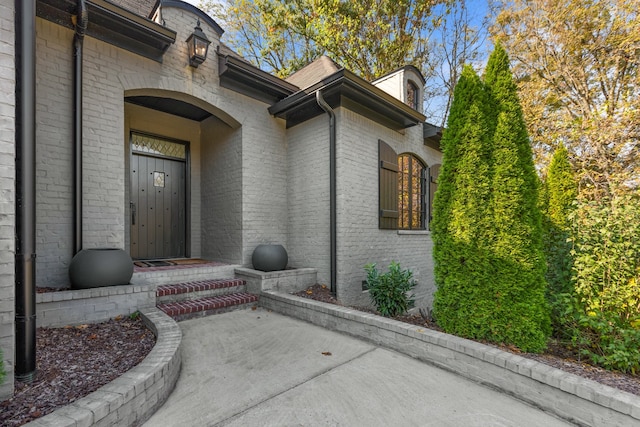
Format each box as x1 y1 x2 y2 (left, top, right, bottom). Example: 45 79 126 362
218 53 299 104
37 0 176 63
423 122 443 151
269 69 425 131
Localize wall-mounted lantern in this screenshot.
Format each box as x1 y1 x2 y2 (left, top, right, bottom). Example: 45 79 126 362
186 19 210 68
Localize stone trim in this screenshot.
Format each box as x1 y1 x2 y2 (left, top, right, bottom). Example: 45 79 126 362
23 308 181 427
260 291 640 427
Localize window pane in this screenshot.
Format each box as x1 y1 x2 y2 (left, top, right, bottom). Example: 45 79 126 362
397 154 425 230
131 133 186 159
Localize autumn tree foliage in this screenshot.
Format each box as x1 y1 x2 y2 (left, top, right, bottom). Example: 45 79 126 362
433 46 550 353
492 0 640 373
201 0 443 80
491 0 640 200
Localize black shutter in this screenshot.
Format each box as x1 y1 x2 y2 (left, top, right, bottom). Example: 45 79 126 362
429 163 441 223
379 139 398 229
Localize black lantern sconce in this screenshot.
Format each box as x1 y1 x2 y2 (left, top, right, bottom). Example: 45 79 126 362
186 19 211 68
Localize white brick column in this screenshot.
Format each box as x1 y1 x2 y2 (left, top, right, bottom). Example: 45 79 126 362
0 0 16 400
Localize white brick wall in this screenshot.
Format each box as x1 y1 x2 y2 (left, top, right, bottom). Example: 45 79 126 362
0 0 15 400
372 72 404 103
36 285 155 328
109 0 156 16
201 117 243 263
335 108 441 307
286 116 331 282
284 104 442 309
35 20 75 286
240 107 289 266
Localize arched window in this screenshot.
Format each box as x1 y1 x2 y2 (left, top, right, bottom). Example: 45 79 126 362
398 153 426 230
407 81 419 111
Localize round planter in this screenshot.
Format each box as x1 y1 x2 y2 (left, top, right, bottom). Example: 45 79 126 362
69 248 134 289
252 244 288 272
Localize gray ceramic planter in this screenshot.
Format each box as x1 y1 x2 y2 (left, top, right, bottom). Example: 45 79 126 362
252 244 288 272
69 248 134 289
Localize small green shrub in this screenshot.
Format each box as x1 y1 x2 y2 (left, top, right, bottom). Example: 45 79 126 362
365 261 417 317
577 311 640 375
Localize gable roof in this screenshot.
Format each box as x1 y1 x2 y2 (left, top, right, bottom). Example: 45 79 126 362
270 67 426 130
285 56 342 89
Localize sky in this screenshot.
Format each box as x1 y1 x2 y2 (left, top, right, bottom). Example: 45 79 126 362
181 0 202 7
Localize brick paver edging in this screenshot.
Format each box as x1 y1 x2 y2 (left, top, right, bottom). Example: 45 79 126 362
24 308 182 427
260 291 640 427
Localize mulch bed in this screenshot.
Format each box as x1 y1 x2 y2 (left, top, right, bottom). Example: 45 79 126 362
0 315 155 427
293 284 640 396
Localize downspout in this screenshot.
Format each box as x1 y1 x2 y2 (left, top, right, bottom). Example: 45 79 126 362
315 91 337 296
15 0 37 382
73 0 88 255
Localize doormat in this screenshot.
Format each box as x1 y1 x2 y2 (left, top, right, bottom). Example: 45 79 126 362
134 259 211 268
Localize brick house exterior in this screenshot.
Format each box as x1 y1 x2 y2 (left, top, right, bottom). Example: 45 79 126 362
2 0 442 399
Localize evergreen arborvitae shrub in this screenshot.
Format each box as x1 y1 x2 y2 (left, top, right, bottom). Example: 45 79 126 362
543 144 577 334
433 45 550 353
483 43 550 352
432 65 495 340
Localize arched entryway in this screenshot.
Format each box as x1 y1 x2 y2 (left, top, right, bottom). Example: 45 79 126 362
123 91 241 261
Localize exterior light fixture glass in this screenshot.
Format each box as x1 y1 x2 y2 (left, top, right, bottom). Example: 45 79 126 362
186 19 210 68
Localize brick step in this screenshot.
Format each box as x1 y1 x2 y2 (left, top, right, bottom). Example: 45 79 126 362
156 278 246 304
157 292 259 322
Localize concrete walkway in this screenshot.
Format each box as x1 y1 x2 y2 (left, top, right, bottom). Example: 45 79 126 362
143 308 574 427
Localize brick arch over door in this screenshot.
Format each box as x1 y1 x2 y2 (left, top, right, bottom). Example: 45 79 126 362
123 88 241 129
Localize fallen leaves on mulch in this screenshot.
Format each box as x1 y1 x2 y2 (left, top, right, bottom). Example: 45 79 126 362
294 284 640 396
0 316 155 427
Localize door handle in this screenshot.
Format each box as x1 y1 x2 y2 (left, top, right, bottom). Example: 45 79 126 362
130 201 136 225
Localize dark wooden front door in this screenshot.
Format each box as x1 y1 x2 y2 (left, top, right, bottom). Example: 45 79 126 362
130 133 187 260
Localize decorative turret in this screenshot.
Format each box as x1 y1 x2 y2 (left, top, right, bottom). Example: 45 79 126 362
372 66 426 114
